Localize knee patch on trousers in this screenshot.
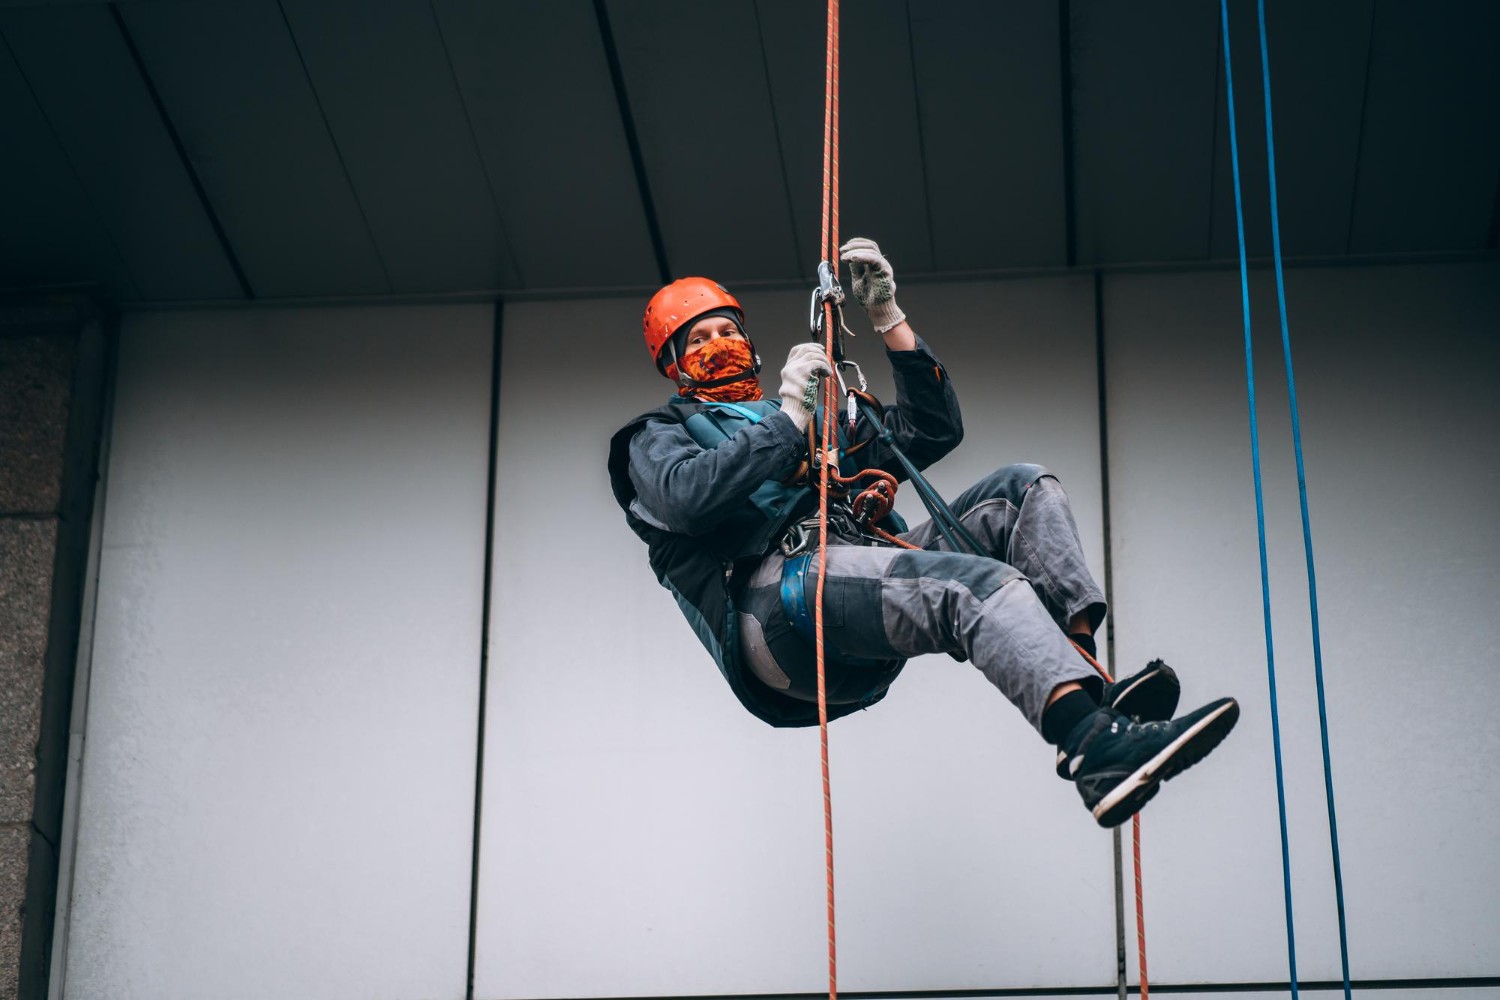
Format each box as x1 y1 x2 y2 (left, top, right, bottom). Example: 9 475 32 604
888 550 1024 602
990 463 1051 502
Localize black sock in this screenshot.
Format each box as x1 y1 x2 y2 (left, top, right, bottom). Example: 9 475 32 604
1068 632 1097 659
1042 689 1100 747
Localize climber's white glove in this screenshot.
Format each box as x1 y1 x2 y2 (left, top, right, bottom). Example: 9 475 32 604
777 342 832 432
839 237 907 334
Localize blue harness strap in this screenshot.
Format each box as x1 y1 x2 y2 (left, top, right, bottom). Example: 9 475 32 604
780 552 817 644
700 400 766 423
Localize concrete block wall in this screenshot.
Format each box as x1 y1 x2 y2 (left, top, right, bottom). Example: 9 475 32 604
0 299 108 1000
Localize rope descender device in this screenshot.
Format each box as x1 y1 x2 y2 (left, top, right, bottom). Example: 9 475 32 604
808 259 845 339
808 260 869 433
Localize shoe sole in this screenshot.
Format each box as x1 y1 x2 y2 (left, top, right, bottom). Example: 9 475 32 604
1091 698 1240 829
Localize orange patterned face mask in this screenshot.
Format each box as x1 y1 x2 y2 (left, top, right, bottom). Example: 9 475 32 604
669 337 763 402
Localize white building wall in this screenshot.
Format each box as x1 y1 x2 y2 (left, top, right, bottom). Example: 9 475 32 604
1104 261 1500 985
63 305 493 1000
473 278 1113 999
66 262 1498 999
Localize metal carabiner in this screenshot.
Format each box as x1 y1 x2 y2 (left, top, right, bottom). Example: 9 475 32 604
835 359 867 431
836 358 868 393
808 260 845 338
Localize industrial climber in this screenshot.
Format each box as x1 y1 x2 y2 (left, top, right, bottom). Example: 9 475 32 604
606 237 1239 828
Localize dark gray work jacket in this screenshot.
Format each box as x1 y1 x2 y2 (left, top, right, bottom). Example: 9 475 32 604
606 341 963 727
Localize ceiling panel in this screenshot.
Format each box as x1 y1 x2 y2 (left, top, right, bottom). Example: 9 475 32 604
909 0 1066 270
118 0 389 298
1071 0 1219 266
3 0 1495 304
1348 0 1500 253
279 0 519 294
606 0 799 283
1209 0 1374 262
1 5 243 300
1207 0 1272 261
1253 0 1373 258
432 0 657 290
757 0 934 282
0 31 135 298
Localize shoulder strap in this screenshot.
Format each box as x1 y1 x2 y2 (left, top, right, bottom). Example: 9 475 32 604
701 401 765 423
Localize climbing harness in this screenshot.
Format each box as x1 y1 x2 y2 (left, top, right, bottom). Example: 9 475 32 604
1222 2 1349 997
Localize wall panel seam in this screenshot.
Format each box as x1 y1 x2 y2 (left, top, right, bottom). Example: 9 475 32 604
465 299 503 1000
108 4 252 300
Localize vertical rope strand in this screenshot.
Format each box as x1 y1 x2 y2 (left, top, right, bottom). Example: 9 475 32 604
1072 640 1151 999
814 384 837 1000
814 3 841 998
828 5 840 266
1220 2 1300 995
819 0 836 269
1133 820 1148 1000
1255 3 1350 995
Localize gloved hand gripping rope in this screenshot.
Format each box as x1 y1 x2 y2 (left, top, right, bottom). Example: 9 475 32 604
793 251 984 555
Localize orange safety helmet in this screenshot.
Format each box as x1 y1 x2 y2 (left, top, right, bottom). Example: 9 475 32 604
643 277 746 378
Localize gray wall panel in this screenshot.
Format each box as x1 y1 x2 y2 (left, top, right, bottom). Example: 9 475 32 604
1105 262 1500 984
54 264 1496 995
0 35 136 298
909 0 1066 269
279 0 519 293
606 0 800 282
0 6 242 300
432 0 658 290
1208 0 1272 262
66 304 492 1000
1349 1 1500 253
1253 0 1373 258
1072 0 1219 265
118 1 389 298
757 0 934 277
1208 0 1375 262
476 279 1113 997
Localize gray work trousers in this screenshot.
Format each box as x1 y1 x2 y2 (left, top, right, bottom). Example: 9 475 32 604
736 464 1107 732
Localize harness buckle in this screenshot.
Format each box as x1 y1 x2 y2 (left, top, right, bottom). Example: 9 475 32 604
780 520 813 557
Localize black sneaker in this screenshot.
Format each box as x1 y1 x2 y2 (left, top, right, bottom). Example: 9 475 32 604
1103 658 1180 721
1064 698 1239 828
1054 659 1181 777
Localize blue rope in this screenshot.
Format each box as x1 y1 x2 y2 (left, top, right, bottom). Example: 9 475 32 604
1219 2 1299 995
1255 2 1352 996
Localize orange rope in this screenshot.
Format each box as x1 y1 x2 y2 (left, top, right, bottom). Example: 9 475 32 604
814 1 840 997
1135 821 1149 1000
1071 640 1150 1000
811 7 1144 996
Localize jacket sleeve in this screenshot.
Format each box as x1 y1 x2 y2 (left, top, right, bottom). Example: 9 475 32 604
857 335 963 475
628 408 806 536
